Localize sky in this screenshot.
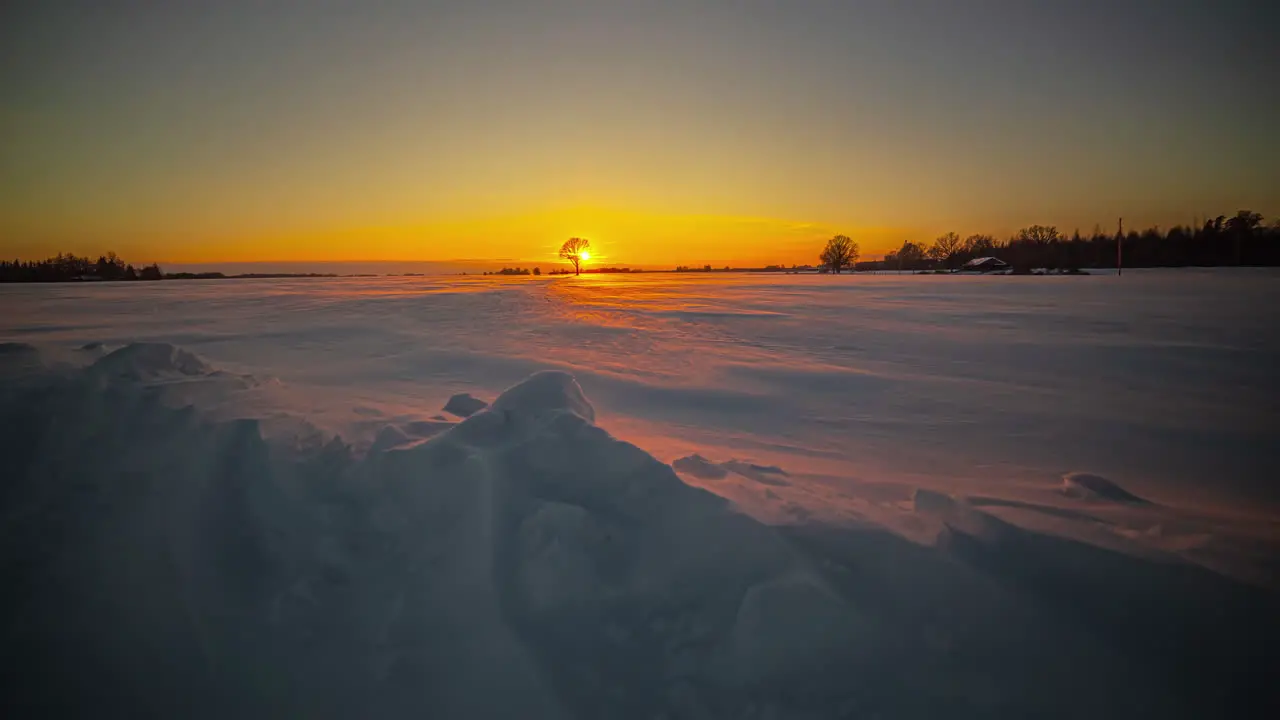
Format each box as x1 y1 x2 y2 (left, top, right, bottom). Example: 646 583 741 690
2 0 1276 267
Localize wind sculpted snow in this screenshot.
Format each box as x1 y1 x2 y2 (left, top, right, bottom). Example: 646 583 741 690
2 270 1279 717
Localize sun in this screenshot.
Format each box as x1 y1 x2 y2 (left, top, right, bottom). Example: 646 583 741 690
579 250 590 261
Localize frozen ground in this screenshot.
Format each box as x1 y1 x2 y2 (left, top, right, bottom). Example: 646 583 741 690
2 269 1278 718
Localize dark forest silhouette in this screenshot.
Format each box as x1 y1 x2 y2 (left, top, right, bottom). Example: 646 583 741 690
0 255 345 283
0 253 161 283
872 210 1277 272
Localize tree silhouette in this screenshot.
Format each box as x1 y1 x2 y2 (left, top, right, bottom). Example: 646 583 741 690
819 235 858 273
95 252 126 280
1225 210 1263 235
1224 211 1263 266
0 252 160 282
963 234 997 259
895 240 925 270
1017 225 1061 245
559 237 590 275
928 232 963 269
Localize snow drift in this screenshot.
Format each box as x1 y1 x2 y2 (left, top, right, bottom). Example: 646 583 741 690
86 341 211 380
0 349 858 718
1 343 1277 718
1060 472 1150 504
443 392 488 418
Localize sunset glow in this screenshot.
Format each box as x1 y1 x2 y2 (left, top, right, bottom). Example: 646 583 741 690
1 2 1274 268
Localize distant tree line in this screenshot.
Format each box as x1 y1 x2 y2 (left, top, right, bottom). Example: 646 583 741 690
675 263 737 271
163 271 339 279
865 210 1278 272
547 266 639 275
675 264 813 273
484 267 540 276
0 252 162 282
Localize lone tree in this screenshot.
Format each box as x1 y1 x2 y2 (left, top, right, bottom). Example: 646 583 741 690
559 237 590 275
820 235 858 273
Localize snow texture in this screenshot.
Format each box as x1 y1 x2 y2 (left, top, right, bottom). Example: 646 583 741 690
2 270 1279 718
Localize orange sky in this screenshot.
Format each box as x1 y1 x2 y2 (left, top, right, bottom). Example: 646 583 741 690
2 2 1274 268
14 208 920 267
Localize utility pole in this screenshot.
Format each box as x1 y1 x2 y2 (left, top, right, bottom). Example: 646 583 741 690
1117 217 1123 277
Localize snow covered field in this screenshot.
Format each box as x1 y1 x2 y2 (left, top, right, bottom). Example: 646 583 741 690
2 269 1278 718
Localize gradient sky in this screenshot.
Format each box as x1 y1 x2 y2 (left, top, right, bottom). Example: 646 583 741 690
2 0 1276 266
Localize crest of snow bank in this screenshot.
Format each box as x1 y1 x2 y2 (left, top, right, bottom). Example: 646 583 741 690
487 370 595 423
88 341 212 380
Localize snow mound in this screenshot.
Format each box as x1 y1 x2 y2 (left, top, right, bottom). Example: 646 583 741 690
912 487 1008 542
912 487 958 513
671 454 789 485
0 343 47 378
88 341 211 380
672 453 729 479
487 369 594 422
0 362 868 717
370 423 412 452
0 341 40 356
1061 472 1149 504
0 342 40 363
723 460 790 486
443 391 488 417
